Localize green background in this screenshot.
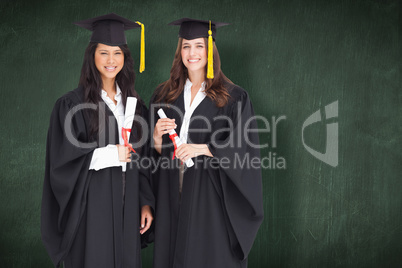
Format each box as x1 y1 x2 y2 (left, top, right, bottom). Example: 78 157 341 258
0 0 400 267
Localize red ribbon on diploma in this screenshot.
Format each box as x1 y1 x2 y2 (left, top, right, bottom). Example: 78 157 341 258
122 127 136 153
169 133 179 160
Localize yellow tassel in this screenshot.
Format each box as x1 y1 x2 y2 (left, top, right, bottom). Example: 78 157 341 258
136 21 145 73
207 20 214 79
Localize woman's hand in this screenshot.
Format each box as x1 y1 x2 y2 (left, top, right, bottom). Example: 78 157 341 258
140 205 153 235
117 144 131 162
175 143 213 163
153 118 176 154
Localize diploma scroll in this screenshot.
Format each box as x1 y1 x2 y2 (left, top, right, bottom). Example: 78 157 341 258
123 97 138 144
122 97 137 171
157 108 194 168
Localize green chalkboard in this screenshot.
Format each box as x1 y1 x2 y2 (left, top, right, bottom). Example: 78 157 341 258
0 0 400 267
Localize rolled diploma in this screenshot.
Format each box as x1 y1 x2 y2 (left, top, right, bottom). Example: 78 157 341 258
122 97 137 171
157 108 194 168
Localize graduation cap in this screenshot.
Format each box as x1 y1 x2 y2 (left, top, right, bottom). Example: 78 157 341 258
74 13 145 73
169 18 229 79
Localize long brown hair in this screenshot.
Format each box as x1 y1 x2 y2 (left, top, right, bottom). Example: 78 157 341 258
154 38 232 107
78 43 144 139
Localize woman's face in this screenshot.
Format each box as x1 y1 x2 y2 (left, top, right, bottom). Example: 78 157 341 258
94 43 124 81
181 38 207 75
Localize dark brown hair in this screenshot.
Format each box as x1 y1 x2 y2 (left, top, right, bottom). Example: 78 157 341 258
154 38 232 107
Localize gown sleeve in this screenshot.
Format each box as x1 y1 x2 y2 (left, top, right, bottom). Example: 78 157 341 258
41 93 96 267
148 88 164 193
134 103 156 247
137 104 155 210
206 87 264 261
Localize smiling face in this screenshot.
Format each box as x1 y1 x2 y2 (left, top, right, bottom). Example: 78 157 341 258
94 43 124 82
181 38 207 76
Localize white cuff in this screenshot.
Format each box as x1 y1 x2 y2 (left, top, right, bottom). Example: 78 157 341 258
89 145 121 171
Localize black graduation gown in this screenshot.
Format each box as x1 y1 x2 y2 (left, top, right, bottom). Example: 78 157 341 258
41 86 154 268
150 83 264 268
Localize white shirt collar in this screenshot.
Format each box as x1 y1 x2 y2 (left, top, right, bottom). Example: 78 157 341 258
101 83 122 103
180 79 207 144
184 78 206 94
183 79 206 111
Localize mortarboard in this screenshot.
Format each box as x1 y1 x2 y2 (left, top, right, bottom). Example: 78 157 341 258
168 18 229 79
168 18 229 41
74 13 145 73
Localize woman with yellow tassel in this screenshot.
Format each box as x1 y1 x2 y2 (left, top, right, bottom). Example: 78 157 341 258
150 18 264 268
41 13 154 268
